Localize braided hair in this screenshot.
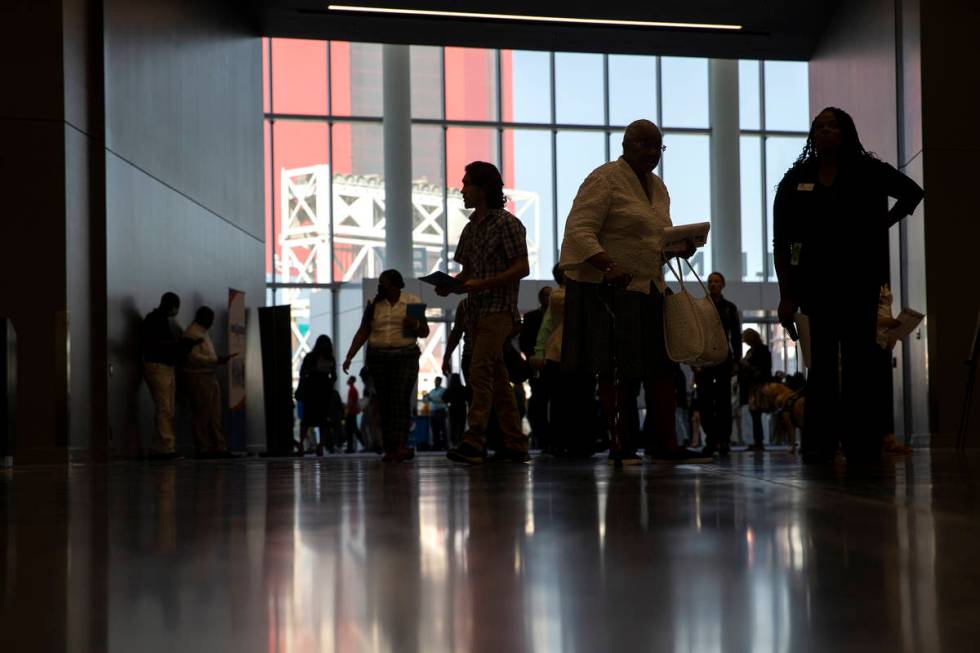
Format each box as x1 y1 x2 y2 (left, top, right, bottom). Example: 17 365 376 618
790 106 877 171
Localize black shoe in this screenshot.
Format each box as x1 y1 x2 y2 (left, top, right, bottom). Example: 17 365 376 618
745 443 765 452
489 448 531 463
802 450 834 465
647 448 714 464
148 451 183 462
701 445 717 457
608 451 643 466
447 443 487 464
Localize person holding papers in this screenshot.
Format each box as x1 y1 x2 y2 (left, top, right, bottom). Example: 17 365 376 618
438 161 530 464
773 107 923 464
343 269 429 462
559 118 711 465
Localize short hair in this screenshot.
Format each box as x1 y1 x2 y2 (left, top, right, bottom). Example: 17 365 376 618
160 292 180 311
464 161 506 209
194 306 215 325
538 286 552 302
379 268 405 289
708 271 726 284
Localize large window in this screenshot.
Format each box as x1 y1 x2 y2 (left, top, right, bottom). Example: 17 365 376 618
264 39 810 384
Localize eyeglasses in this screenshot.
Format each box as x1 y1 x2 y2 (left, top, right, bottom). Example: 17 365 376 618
626 139 667 152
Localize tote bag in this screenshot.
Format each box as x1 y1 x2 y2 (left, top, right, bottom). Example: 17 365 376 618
663 257 730 367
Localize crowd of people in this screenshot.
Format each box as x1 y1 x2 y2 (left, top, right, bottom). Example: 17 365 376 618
141 107 923 466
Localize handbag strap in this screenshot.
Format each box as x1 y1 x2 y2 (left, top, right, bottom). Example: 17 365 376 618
665 256 710 298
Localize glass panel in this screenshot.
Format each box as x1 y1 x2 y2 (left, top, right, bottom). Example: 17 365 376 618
337 282 367 388
739 60 761 130
556 131 606 237
661 57 709 128
764 61 810 131
412 125 446 277
446 127 499 269
272 121 330 284
662 133 711 277
504 50 551 124
332 122 386 282
740 136 763 281
264 121 273 283
283 287 335 389
609 55 657 127
765 136 807 279
504 129 554 278
262 38 271 114
444 47 498 121
270 38 328 115
411 45 443 119
331 42 383 117
555 53 604 125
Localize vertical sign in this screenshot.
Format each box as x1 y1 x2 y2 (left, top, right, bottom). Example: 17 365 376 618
228 289 247 451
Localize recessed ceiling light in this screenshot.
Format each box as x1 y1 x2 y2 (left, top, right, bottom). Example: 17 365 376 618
326 5 743 31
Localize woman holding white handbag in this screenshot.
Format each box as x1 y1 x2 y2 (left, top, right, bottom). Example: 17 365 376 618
559 119 713 465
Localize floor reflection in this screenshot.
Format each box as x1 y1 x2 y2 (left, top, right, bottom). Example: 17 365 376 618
3 452 980 652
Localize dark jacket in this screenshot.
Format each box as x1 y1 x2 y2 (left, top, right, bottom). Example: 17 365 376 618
739 344 772 405
713 296 741 361
773 157 923 312
141 308 188 366
519 307 546 357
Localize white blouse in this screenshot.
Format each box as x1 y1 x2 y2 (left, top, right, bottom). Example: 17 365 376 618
559 157 672 293
368 291 422 349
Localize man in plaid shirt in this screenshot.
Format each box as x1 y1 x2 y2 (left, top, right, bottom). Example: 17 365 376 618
438 161 530 463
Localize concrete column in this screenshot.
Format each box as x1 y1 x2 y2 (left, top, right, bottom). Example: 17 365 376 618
708 59 742 280
382 44 414 276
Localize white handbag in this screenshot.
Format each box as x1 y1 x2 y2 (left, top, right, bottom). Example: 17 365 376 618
663 257 730 367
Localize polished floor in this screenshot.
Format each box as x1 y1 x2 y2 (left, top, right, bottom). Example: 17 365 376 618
3 451 980 652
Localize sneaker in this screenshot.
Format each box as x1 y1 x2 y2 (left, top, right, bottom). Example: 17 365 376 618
647 448 714 464
489 448 531 463
608 451 643 466
447 443 487 464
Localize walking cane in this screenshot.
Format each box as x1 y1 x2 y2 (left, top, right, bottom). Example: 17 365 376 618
597 283 625 468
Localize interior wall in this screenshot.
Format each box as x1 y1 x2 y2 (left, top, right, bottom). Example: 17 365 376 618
103 0 265 455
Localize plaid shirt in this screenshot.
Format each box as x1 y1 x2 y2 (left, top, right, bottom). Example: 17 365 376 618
454 208 528 322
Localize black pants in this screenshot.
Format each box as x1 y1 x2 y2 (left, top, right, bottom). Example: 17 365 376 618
430 409 447 449
527 377 550 450
803 297 880 461
750 409 765 446
541 362 597 455
344 413 361 451
695 362 734 450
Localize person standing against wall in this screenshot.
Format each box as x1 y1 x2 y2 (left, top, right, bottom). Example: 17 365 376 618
181 306 236 459
774 107 923 464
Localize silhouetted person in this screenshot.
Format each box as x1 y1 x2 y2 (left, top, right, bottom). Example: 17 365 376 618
774 107 923 464
424 376 448 450
438 161 530 464
521 286 552 447
695 272 741 457
141 292 195 460
344 269 429 462
344 376 361 453
296 335 338 456
443 372 467 449
559 119 709 464
739 328 772 450
181 306 236 458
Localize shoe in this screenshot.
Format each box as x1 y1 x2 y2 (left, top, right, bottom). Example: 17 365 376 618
382 447 415 463
647 448 714 464
344 447 356 454
147 451 183 462
745 443 765 452
489 448 531 463
447 443 487 464
608 451 643 466
719 444 731 457
316 443 324 457
700 445 717 457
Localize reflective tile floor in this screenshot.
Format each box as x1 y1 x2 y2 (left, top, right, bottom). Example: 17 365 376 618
4 451 980 652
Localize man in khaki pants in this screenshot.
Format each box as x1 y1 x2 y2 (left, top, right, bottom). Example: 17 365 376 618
440 161 530 464
182 306 236 458
142 292 193 461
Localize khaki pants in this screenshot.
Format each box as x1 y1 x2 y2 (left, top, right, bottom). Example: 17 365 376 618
183 372 226 453
144 362 176 454
463 311 526 453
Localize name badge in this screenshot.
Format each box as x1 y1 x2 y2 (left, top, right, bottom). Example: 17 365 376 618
797 183 815 191
790 243 802 266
